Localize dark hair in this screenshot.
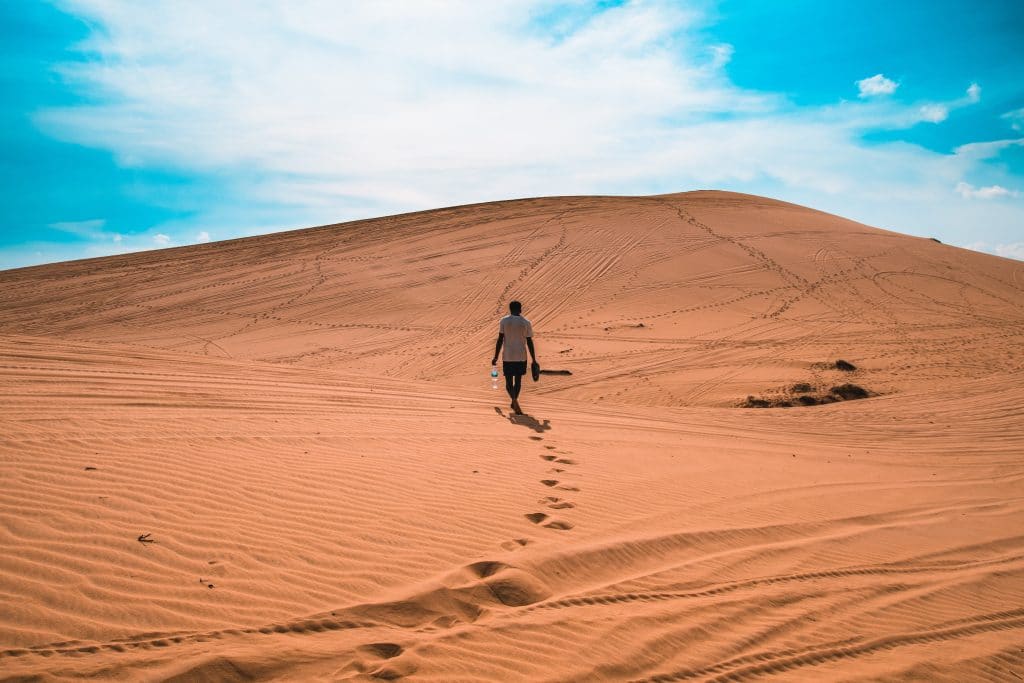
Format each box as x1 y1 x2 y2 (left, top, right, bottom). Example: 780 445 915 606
509 300 522 314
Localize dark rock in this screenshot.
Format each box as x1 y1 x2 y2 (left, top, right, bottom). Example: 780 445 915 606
830 383 869 400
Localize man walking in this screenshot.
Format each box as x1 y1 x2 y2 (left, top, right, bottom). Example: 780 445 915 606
492 300 537 415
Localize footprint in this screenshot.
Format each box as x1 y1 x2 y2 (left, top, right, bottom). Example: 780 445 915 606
367 661 417 680
358 643 404 659
539 495 576 510
544 446 556 450
540 480 558 487
554 458 577 465
540 455 556 461
526 513 572 530
467 561 509 578
556 485 580 492
529 436 543 441
500 538 531 550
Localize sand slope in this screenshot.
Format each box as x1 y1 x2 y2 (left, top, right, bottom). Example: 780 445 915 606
1 191 1023 681
3 191 1022 406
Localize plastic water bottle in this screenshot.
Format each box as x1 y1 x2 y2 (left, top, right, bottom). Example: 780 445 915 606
491 365 499 390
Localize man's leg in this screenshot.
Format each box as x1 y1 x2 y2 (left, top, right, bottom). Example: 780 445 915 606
511 373 523 414
505 374 515 399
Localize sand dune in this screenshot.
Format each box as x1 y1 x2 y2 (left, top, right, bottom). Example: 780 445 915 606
1 191 1023 681
2 191 1022 408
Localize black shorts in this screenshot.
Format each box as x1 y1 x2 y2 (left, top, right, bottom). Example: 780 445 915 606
503 361 528 377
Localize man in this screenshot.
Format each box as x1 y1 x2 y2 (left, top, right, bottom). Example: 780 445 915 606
492 300 537 415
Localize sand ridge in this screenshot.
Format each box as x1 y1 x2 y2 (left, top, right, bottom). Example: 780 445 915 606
1 191 1023 680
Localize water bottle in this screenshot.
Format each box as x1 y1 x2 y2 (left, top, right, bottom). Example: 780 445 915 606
491 365 499 389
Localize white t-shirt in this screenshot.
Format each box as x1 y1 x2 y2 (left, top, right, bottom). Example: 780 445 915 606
499 315 533 362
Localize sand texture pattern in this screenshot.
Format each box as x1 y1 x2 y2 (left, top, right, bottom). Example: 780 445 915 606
1 191 1023 681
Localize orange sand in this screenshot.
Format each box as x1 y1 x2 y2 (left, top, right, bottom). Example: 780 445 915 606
1 191 1022 680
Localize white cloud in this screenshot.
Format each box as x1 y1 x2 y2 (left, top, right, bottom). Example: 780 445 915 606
195 231 211 243
965 241 1024 261
856 74 898 97
708 43 733 68
41 1 757 182
112 233 122 242
955 182 1018 200
911 83 982 125
919 104 948 123
1003 107 1024 131
954 137 1024 162
35 0 776 217
48 218 107 238
992 243 1024 260
35 3 956 201
153 233 171 246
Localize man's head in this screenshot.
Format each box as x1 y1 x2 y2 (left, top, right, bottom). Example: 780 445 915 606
509 300 522 315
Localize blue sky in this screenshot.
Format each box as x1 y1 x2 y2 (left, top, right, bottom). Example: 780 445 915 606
2 0 1023 270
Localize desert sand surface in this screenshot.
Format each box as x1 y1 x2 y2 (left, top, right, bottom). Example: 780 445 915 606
1 190 1023 681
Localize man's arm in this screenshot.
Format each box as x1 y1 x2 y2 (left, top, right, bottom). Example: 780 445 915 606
527 337 536 363
491 333 504 365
